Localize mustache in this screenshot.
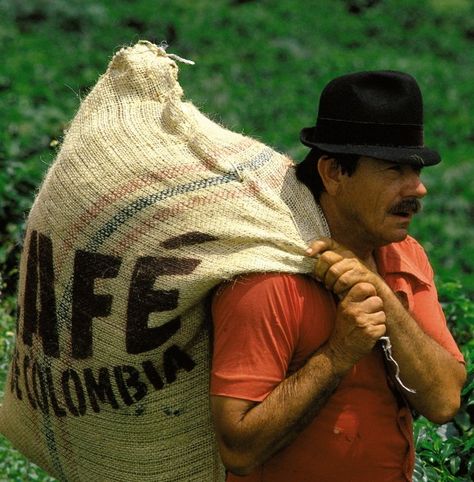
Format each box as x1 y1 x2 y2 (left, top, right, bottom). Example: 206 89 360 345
388 198 422 215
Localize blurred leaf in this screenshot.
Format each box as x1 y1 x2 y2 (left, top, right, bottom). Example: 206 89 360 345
454 410 471 432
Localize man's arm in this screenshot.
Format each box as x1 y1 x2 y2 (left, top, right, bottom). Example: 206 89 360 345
211 344 342 476
211 282 386 475
374 282 465 422
307 238 466 424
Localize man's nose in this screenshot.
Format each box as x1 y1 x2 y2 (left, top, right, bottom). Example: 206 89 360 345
403 170 428 198
414 178 428 198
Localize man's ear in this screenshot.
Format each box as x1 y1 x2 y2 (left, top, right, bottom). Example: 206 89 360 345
317 156 342 196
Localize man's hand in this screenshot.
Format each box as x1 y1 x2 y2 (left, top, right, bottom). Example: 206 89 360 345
306 237 386 298
329 282 386 373
306 237 466 424
306 238 387 369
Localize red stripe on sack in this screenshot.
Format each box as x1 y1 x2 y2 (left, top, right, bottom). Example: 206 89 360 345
53 168 201 268
108 187 251 257
107 170 285 258
55 140 255 269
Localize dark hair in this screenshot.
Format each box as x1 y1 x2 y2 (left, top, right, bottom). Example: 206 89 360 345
295 147 360 201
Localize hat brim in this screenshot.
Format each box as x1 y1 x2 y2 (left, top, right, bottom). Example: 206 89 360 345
300 127 441 166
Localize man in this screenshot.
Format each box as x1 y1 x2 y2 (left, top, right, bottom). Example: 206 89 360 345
210 71 466 481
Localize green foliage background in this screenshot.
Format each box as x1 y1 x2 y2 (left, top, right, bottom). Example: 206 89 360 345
0 0 472 480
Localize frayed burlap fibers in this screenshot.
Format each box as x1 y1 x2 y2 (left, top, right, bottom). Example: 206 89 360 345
0 41 329 481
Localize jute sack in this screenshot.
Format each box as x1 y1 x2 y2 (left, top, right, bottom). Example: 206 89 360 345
0 41 329 481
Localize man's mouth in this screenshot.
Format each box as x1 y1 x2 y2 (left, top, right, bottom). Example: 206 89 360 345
390 210 412 218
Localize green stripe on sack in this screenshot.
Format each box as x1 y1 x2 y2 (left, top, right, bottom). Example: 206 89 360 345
86 148 273 252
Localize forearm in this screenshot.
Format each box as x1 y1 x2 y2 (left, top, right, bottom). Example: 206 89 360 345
213 343 347 475
380 285 466 423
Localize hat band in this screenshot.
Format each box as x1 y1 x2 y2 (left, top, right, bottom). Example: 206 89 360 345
313 118 424 147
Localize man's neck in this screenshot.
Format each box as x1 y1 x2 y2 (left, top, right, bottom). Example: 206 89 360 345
319 197 377 270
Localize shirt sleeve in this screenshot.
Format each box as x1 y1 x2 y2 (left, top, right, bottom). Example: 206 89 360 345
410 282 465 364
210 273 305 402
387 238 465 364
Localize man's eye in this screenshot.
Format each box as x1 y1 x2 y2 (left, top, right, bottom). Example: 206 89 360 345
388 165 402 172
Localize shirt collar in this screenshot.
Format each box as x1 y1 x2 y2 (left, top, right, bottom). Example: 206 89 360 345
376 240 431 287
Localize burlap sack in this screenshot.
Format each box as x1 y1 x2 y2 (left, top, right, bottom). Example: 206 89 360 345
0 41 329 481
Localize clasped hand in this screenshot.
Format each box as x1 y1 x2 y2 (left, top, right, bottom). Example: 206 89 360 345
306 238 388 367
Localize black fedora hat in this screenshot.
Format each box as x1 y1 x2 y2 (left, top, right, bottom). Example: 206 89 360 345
300 70 441 166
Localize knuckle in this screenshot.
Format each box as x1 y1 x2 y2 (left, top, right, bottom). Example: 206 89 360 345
339 270 352 282
348 258 359 268
320 251 335 263
370 296 384 309
327 264 339 277
356 282 375 294
368 325 385 338
319 251 331 260
334 272 351 290
355 315 367 327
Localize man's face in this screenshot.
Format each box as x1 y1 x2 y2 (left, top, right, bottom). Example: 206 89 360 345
334 156 427 248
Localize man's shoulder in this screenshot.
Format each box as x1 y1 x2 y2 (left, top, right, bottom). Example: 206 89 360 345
216 272 318 296
213 272 326 308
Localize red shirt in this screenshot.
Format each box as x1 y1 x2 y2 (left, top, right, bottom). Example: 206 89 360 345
211 237 464 482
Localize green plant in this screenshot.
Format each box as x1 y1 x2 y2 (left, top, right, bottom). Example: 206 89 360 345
414 411 474 482
414 279 474 481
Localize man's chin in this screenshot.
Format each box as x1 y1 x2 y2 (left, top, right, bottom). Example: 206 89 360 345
376 226 410 246
386 229 409 244
385 216 413 241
